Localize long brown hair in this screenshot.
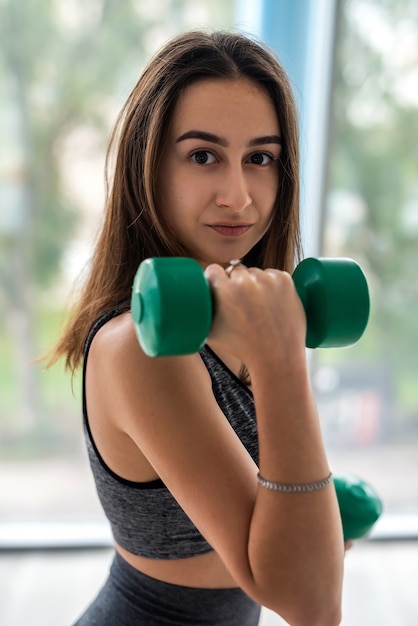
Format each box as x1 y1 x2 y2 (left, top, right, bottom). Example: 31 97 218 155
49 30 301 375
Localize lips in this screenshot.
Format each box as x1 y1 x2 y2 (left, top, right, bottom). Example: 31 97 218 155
209 224 253 237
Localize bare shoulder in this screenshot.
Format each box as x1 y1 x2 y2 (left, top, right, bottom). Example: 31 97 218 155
90 311 140 359
87 312 141 381
93 310 206 368
88 311 212 417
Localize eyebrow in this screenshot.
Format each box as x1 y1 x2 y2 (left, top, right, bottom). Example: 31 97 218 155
175 130 282 148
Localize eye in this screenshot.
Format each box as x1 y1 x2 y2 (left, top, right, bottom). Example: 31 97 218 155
248 152 274 166
191 150 217 165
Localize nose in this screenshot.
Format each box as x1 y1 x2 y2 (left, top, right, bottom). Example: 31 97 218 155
215 164 252 212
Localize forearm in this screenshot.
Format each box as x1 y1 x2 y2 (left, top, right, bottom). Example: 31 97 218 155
247 358 344 624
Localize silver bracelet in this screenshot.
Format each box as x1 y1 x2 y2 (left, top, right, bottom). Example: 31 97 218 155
257 471 333 493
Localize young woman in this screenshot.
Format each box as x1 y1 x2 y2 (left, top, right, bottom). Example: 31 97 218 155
50 31 344 626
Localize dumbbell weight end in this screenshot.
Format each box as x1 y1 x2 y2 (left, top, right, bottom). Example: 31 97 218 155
132 257 212 357
293 257 370 349
334 474 383 540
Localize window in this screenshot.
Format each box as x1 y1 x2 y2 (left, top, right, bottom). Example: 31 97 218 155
317 0 418 526
1 1 417 625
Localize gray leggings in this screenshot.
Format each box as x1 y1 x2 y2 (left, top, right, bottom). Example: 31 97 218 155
72 552 261 625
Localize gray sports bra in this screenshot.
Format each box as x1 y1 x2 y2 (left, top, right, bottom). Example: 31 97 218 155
83 311 258 559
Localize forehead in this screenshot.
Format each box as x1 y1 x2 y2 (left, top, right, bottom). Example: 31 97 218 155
170 78 280 137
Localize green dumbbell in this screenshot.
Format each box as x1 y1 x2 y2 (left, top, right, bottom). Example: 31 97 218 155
131 257 370 357
334 474 383 540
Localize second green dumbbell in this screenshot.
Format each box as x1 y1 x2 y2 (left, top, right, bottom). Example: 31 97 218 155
131 257 370 357
334 474 383 540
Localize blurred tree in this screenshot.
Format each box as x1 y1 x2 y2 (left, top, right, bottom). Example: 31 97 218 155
0 0 233 434
323 0 418 424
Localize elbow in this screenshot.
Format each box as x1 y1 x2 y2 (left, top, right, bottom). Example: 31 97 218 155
267 605 341 626
281 602 342 626
258 589 342 626
243 553 343 626
295 606 342 626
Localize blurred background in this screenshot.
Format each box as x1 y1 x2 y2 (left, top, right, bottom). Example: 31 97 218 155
0 0 417 624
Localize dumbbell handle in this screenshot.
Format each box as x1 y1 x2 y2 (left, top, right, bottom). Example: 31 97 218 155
131 257 370 357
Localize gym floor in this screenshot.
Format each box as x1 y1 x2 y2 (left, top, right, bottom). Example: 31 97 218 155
0 540 417 626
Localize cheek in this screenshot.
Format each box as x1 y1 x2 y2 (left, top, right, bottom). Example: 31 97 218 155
258 189 278 234
171 178 209 219
252 168 279 205
160 195 191 237
162 166 195 209
261 188 278 222
267 178 280 217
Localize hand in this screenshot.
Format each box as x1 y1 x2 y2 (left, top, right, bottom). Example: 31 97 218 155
344 541 354 553
204 263 307 368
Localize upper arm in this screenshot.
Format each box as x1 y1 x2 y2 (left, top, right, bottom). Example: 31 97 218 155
88 314 259 588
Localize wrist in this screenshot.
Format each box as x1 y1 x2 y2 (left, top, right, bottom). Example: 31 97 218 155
248 348 309 390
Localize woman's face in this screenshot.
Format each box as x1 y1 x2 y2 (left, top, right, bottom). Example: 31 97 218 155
157 78 282 267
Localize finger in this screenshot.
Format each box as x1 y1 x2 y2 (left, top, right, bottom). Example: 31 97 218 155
204 263 229 285
344 541 354 552
225 260 248 278
264 268 288 278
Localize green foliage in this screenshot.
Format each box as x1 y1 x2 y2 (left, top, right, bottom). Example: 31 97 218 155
0 305 80 458
0 0 143 287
